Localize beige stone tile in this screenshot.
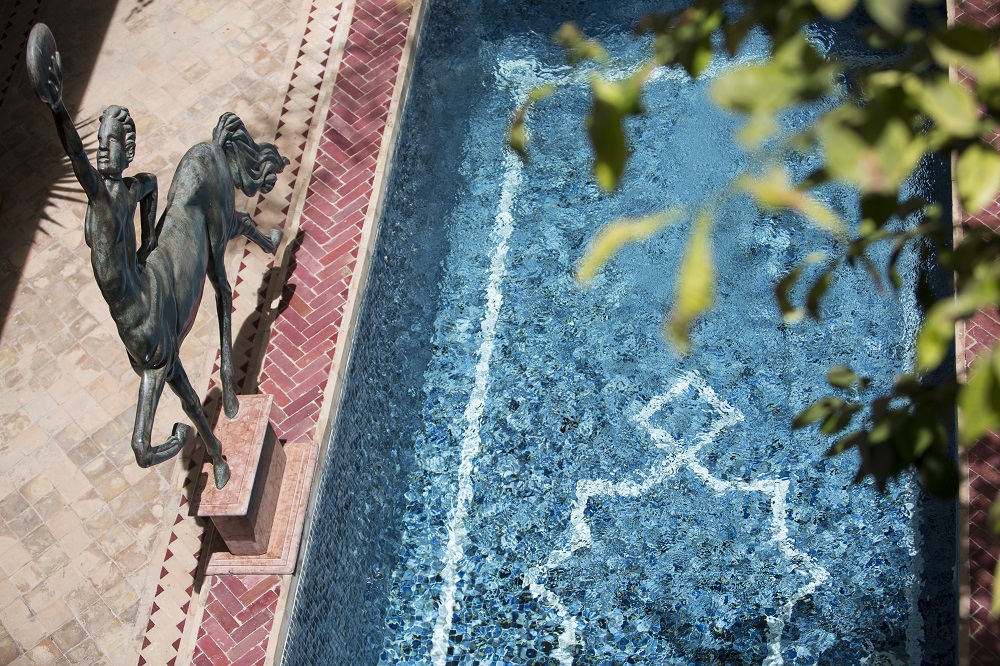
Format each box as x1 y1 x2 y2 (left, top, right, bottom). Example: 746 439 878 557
22 526 56 559
103 579 138 615
70 544 107 578
68 489 103 521
46 374 83 407
93 616 127 657
0 491 29 521
87 560 124 596
24 638 62 666
35 545 71 577
64 638 102 665
12 618 46 653
7 507 42 540
10 424 47 457
56 471 92 505
52 423 86 453
32 491 68 522
113 541 149 577
83 507 118 540
80 455 115 485
45 508 80 541
8 562 44 595
24 579 56 615
40 564 80 601
0 633 21 664
0 577 18 609
36 601 73 634
122 505 158 542
93 470 130 503
0 598 31 631
64 581 99 616
0 544 32 577
18 476 54 505
55 525 91 557
65 439 101 469
0 521 18 554
130 468 167 503
97 524 134 559
76 599 114 635
50 619 87 655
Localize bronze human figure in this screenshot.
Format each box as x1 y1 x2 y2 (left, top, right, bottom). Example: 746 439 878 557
27 24 287 489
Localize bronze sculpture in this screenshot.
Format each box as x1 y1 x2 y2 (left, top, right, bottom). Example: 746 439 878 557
27 24 287 489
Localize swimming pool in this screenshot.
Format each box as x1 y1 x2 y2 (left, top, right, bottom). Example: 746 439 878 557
280 1 957 663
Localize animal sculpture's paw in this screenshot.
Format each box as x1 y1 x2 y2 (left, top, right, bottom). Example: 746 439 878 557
214 458 231 489
267 229 283 254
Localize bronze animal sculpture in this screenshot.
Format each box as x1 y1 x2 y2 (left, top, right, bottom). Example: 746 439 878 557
27 24 287 489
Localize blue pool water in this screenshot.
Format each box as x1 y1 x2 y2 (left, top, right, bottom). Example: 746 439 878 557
282 1 956 664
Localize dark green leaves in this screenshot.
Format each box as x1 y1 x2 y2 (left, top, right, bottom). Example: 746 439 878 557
587 70 646 191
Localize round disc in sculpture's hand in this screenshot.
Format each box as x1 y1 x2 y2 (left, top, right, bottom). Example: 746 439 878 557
26 23 61 106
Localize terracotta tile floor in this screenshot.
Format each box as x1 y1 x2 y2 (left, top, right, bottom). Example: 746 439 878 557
0 0 996 664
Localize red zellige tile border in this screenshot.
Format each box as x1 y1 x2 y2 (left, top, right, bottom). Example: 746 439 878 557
136 1 345 664
190 0 417 664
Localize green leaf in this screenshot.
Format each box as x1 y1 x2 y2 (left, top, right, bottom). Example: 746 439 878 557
988 497 1000 539
507 84 557 160
775 265 805 323
806 269 833 319
813 0 858 20
741 168 846 236
794 397 844 429
916 299 958 372
916 77 981 138
665 210 715 351
587 73 644 191
553 23 609 64
992 560 1000 618
957 143 1000 214
863 0 911 35
576 209 681 285
827 365 857 389
959 356 1000 445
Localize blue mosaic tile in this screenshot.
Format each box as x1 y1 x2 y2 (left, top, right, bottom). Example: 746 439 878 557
282 1 957 664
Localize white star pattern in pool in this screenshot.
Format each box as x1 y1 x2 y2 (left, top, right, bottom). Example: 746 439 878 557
524 370 830 666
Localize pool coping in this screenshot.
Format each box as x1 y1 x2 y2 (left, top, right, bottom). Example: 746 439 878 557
265 0 430 661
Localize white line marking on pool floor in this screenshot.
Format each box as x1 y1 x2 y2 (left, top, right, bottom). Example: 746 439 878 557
429 147 522 666
524 371 831 666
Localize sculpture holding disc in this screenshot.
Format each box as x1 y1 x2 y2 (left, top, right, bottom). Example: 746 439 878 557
27 24 287 489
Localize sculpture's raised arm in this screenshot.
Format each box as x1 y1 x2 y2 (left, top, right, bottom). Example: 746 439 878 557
27 24 102 202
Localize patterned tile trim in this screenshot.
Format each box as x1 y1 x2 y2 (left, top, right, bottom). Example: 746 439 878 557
0 0 43 107
193 0 422 664
135 1 345 664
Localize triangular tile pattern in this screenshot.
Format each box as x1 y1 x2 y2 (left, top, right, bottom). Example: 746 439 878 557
136 1 344 665
957 2 1000 660
191 1 415 664
0 0 43 108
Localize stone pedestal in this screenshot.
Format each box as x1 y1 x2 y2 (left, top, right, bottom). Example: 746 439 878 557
194 394 317 575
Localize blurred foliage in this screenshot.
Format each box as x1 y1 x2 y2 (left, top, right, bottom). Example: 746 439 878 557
509 0 1000 611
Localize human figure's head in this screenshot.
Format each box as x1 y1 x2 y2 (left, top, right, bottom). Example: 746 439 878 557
97 105 135 177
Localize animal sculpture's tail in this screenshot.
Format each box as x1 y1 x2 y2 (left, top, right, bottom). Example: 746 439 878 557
213 112 289 197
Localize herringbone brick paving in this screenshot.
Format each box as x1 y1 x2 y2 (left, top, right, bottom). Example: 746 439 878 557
189 0 415 662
